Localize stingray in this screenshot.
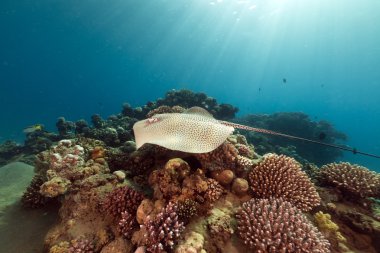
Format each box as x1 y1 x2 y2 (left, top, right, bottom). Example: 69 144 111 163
133 106 380 158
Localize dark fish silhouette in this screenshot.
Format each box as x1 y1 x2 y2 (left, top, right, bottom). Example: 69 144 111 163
282 78 287 83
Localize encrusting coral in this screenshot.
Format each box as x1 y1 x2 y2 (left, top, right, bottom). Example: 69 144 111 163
248 153 321 211
236 198 331 252
314 211 348 252
321 162 380 198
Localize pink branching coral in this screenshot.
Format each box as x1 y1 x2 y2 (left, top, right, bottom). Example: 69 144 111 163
118 211 138 239
248 154 320 211
102 185 144 218
204 178 224 203
143 202 185 253
321 162 380 198
69 238 94 253
236 198 330 253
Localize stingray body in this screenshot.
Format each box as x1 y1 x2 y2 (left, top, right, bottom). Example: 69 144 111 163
133 106 380 158
133 107 234 153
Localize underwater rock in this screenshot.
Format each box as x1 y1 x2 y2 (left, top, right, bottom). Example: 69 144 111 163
40 176 71 197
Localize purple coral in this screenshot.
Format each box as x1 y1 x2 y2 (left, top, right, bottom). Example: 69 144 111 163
143 202 185 253
69 238 94 253
118 211 138 239
236 198 330 253
102 185 144 218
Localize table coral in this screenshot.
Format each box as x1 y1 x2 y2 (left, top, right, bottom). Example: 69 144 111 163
248 154 321 211
236 198 330 252
321 162 380 198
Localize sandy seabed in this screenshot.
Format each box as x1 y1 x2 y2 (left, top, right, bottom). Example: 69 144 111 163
0 162 58 253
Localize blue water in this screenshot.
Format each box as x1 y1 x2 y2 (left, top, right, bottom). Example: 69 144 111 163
1 0 379 170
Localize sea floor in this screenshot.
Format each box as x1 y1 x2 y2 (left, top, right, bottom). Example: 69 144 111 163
0 162 58 253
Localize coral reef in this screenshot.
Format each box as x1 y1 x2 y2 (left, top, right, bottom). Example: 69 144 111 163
236 198 330 252
321 162 380 198
248 154 321 211
10 91 380 253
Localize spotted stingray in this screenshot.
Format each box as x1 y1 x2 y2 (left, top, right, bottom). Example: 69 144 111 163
133 106 379 158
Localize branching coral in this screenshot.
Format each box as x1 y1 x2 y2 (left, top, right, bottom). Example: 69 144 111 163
118 211 138 239
102 185 144 218
21 174 51 208
177 199 198 223
204 178 224 203
195 142 239 172
143 202 185 253
248 154 321 211
69 238 94 253
236 198 330 252
320 162 380 198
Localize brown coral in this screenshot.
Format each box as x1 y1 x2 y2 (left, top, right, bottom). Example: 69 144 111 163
320 162 380 198
195 142 239 171
236 198 330 253
21 174 51 208
102 185 144 218
146 105 185 118
177 199 198 223
248 154 321 211
204 178 224 203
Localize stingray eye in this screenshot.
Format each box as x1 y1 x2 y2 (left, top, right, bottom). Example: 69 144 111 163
145 117 160 126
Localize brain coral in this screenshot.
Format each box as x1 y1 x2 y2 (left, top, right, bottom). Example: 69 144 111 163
321 162 380 198
248 154 320 211
236 198 330 253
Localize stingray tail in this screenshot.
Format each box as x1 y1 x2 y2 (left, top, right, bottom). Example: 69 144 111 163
221 121 380 159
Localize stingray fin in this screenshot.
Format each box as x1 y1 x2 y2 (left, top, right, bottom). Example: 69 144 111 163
184 106 214 118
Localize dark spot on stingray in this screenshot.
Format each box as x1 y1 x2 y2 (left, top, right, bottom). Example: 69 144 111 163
318 132 326 140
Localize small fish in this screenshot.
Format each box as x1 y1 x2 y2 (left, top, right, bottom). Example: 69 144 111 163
282 78 287 83
23 124 44 134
